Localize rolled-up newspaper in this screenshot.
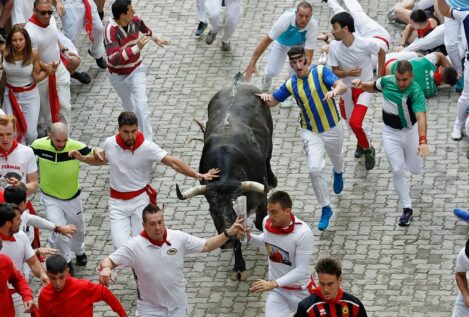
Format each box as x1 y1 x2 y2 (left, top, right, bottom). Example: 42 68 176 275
233 196 247 242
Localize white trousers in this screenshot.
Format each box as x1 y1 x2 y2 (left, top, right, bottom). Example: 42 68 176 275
13 293 30 317
264 288 310 317
382 124 423 209
453 295 469 317
136 302 187 317
466 115 469 137
444 17 467 75
109 64 153 141
109 193 149 249
205 0 243 43
196 0 207 22
3 87 40 145
454 58 469 131
402 24 445 53
61 0 105 58
301 124 344 207
37 62 72 129
264 41 295 85
41 193 86 263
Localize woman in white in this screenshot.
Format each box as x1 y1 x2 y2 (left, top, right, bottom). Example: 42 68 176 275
1 26 50 144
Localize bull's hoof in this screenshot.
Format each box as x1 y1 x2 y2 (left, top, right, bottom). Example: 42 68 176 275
230 270 248 281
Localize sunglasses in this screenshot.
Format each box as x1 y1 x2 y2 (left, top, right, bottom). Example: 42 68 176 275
36 9 54 16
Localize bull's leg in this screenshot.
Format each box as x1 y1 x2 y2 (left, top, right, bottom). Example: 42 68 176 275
266 159 277 188
254 199 267 231
230 240 248 281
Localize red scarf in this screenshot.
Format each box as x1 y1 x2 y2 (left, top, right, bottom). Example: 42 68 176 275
83 0 94 42
140 229 171 247
0 232 16 242
0 140 18 160
28 14 49 28
6 83 37 143
433 67 443 86
265 214 301 234
115 131 145 153
307 278 344 304
416 20 433 38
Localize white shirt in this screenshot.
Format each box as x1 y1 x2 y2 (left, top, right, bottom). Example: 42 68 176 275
455 247 469 299
249 215 314 288
21 211 55 243
0 144 37 190
109 230 206 311
268 10 318 50
0 231 35 274
25 16 60 63
103 136 168 192
328 35 380 86
11 0 33 26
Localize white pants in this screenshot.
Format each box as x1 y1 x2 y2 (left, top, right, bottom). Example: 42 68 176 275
454 58 469 131
301 124 344 208
385 52 419 63
37 62 72 129
205 0 243 43
402 24 445 53
444 17 467 75
382 124 423 209
109 64 153 141
264 288 310 317
136 301 187 317
466 115 469 137
61 0 105 58
196 0 207 22
3 87 40 145
41 193 86 263
453 295 469 317
109 193 149 249
264 41 295 86
13 293 30 317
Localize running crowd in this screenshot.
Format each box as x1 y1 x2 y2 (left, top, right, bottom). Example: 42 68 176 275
0 0 468 316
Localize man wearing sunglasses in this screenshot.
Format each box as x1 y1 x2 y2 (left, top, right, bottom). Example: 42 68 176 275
257 46 347 231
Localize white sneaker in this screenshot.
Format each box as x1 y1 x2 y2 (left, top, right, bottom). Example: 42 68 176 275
451 128 463 141
279 98 293 108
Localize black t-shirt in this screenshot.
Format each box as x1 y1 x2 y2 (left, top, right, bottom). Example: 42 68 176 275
294 291 368 317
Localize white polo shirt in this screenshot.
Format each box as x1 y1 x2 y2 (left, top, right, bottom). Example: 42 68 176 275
0 231 35 273
328 35 380 86
25 16 61 64
102 136 168 192
109 229 206 312
0 144 37 190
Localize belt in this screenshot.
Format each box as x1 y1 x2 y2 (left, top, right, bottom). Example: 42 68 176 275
110 184 157 204
374 36 390 50
382 58 397 76
6 82 36 92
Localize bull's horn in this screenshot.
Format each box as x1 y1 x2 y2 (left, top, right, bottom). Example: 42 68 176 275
176 184 207 200
240 181 265 193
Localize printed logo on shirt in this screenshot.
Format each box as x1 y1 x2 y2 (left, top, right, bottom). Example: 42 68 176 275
319 307 327 316
167 248 177 255
342 305 349 314
265 243 292 266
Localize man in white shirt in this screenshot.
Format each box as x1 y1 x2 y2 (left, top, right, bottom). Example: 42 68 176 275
247 191 314 317
452 238 469 316
205 0 243 51
98 203 245 317
328 12 385 171
244 1 318 92
76 111 219 249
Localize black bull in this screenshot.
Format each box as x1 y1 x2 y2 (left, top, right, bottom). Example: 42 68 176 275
176 80 277 278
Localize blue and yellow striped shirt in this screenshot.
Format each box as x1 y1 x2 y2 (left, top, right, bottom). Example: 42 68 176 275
273 65 340 133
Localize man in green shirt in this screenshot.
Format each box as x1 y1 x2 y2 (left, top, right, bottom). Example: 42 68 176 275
352 60 429 227
31 122 104 274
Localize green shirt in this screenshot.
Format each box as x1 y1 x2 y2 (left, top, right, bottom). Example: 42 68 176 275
31 137 92 200
390 56 437 98
375 75 426 129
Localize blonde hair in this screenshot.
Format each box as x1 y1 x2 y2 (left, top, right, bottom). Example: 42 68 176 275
0 115 17 131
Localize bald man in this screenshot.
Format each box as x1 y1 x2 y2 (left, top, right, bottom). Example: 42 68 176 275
30 123 104 274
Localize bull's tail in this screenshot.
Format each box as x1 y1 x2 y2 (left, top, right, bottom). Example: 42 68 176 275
193 118 206 134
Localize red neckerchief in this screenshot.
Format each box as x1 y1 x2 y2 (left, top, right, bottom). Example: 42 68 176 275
140 229 171 247
307 278 344 304
433 67 443 86
0 232 16 242
115 131 145 153
416 20 433 38
0 140 18 160
265 214 301 234
28 14 49 28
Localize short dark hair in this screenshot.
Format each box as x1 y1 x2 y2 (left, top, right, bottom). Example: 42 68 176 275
112 0 131 20
142 204 162 223
268 191 292 210
33 0 51 9
315 258 342 278
395 60 413 75
410 9 427 24
442 67 458 86
4 185 27 205
46 254 68 274
118 111 138 128
287 46 306 60
331 12 355 33
0 203 19 227
297 1 312 12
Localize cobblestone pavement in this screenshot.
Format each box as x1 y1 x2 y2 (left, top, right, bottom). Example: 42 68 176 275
28 0 469 316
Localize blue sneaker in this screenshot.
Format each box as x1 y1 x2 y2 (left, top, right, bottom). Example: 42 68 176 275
333 170 343 194
318 206 334 231
454 208 469 223
455 76 464 93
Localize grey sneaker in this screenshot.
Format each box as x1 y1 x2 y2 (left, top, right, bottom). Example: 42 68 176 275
205 31 217 45
354 144 365 158
364 146 376 170
398 208 413 226
195 21 208 37
262 77 272 92
451 127 463 141
221 42 231 51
